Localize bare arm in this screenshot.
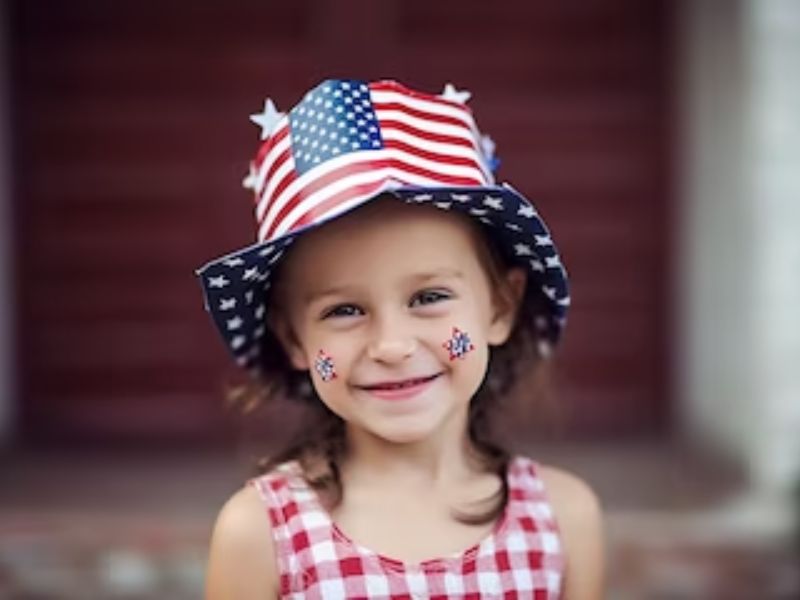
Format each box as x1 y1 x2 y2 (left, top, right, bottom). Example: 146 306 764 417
539 466 607 600
205 485 279 600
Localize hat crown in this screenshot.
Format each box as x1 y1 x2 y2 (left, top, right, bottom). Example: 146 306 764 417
245 79 496 244
197 80 571 375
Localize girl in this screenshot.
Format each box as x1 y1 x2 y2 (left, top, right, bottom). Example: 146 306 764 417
198 79 605 599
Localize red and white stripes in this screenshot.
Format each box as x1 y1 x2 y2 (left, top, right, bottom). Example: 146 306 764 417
250 80 492 243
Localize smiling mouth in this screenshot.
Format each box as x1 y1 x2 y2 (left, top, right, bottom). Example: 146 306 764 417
360 373 441 391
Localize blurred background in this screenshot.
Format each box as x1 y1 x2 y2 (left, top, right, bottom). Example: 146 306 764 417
1 0 798 598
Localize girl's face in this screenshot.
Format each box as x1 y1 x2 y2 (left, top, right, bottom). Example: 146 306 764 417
273 198 524 445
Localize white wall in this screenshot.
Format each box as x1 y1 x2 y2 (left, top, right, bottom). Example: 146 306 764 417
0 4 15 445
744 0 800 496
678 0 753 461
678 0 800 529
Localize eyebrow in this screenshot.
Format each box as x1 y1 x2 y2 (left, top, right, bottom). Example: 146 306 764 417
304 269 464 306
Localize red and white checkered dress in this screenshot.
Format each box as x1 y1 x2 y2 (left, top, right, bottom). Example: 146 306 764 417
250 456 564 599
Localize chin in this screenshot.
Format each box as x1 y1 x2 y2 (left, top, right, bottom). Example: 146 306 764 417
364 412 454 445
382 427 435 445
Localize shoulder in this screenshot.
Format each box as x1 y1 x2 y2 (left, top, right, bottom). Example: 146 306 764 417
535 463 603 526
536 463 606 600
205 483 279 600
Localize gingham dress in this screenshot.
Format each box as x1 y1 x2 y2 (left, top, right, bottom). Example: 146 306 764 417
250 456 565 599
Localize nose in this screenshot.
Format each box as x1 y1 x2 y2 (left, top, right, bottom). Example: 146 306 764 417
366 314 417 363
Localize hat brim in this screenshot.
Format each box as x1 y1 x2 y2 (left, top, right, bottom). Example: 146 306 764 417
195 184 570 372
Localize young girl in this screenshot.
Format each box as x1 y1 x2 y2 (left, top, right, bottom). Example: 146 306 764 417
198 79 605 599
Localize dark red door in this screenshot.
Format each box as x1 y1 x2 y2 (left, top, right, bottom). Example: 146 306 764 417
11 0 673 443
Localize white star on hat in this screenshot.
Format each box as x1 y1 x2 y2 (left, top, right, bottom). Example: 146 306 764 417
242 162 258 190
514 243 533 256
450 193 472 203
441 83 471 104
226 316 244 331
517 203 537 219
242 266 260 281
250 98 285 140
208 275 230 289
545 255 562 269
483 196 504 210
480 134 496 160
530 259 544 272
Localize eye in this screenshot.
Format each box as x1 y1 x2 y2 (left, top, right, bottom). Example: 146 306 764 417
410 289 451 307
321 303 363 320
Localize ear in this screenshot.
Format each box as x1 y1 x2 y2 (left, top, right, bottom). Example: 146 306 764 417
487 267 527 346
268 313 310 370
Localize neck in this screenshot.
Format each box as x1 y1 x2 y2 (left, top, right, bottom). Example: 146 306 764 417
340 409 479 491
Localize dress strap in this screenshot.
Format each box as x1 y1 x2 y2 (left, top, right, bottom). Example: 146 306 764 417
506 456 563 539
249 462 330 596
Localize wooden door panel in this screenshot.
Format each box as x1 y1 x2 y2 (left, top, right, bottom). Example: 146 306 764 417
12 0 671 442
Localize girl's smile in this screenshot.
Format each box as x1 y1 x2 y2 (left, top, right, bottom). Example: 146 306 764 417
355 372 443 401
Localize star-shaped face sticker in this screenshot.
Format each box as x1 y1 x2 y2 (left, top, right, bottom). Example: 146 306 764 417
440 83 472 104
314 350 337 382
250 98 285 140
443 327 474 361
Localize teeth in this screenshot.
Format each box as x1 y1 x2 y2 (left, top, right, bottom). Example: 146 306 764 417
367 375 439 391
377 379 419 390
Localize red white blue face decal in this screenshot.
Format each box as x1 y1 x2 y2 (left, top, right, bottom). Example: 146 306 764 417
314 350 337 382
443 327 474 361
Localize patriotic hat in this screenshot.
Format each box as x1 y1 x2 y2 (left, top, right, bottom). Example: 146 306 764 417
195 79 570 373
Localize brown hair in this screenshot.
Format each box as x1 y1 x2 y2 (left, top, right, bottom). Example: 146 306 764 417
227 206 557 525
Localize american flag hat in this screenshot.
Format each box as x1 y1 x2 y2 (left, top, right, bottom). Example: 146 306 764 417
195 79 570 373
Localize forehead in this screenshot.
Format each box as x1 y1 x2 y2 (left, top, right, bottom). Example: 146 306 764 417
281 198 489 285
